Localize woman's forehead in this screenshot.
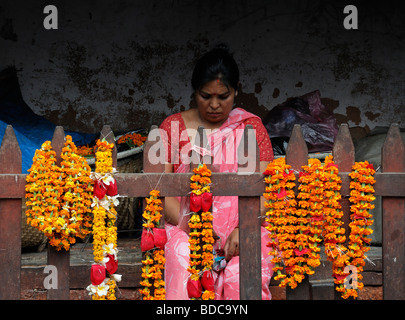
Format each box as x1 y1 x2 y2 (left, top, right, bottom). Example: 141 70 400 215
199 80 232 95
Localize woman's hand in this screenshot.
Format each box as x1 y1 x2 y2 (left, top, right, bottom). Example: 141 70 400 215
224 227 239 261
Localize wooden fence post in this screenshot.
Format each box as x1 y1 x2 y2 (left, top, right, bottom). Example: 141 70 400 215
47 126 70 300
190 126 211 171
285 124 312 299
0 125 22 299
332 123 355 244
238 125 262 300
381 123 405 300
331 123 355 300
100 125 117 168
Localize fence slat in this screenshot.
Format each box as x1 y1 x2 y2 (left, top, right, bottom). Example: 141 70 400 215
285 124 312 299
0 125 21 299
332 123 355 249
381 123 405 300
286 124 308 170
238 125 262 300
190 126 211 171
143 125 166 235
47 126 70 300
100 125 117 168
331 124 356 300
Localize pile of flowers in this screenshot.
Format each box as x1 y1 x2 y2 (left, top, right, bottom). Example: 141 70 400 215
76 132 147 158
117 132 147 148
25 136 93 251
263 156 375 299
187 164 215 300
139 190 166 300
86 139 121 300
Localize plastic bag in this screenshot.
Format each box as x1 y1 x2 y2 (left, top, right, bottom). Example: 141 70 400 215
263 90 338 154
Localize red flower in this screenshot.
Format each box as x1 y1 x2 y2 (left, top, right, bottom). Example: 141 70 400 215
283 171 292 178
190 193 202 212
263 169 274 175
153 228 167 249
105 254 118 274
332 273 349 281
93 180 106 199
187 277 202 298
266 241 277 248
201 270 215 291
311 215 323 221
299 171 309 178
366 163 374 170
294 248 309 256
326 163 338 169
141 229 154 252
276 188 287 199
201 192 213 212
106 178 118 196
90 264 106 285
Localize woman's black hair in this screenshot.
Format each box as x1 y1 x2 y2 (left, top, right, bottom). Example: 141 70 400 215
191 44 239 92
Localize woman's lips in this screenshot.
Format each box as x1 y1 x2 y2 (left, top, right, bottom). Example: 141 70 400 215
207 112 221 117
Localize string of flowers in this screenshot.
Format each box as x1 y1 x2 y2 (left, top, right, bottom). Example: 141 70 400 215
139 190 166 300
87 139 121 300
300 159 324 272
293 160 318 283
187 164 215 300
321 155 350 296
263 157 299 289
344 161 376 299
25 136 93 251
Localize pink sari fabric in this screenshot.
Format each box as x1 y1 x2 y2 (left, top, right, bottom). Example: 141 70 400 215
162 108 274 300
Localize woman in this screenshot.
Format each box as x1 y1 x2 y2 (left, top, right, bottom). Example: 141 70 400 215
159 45 274 300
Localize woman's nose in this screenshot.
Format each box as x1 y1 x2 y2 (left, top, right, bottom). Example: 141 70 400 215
210 97 220 109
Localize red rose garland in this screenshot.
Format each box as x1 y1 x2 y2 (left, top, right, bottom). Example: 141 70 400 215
87 139 121 300
139 190 166 300
187 164 215 300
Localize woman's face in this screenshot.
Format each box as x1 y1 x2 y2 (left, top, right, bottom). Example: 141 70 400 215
195 79 237 125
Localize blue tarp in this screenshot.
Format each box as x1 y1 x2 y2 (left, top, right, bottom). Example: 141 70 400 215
0 100 97 173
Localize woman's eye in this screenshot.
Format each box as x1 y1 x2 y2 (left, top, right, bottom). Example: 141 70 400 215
219 95 230 100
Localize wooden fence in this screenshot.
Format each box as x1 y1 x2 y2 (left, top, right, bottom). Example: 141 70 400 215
0 122 404 300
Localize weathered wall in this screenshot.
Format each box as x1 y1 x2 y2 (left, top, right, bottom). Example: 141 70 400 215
1 0 404 133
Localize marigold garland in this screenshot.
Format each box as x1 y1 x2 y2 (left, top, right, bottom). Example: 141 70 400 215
25 136 93 251
263 157 299 289
320 156 350 296
344 160 375 299
300 158 324 272
187 164 215 300
86 139 121 300
139 190 166 300
263 156 376 299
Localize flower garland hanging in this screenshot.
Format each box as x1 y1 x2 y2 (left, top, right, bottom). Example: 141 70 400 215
294 159 320 282
187 163 215 300
263 157 298 289
139 190 166 300
344 161 376 299
25 136 93 251
321 155 350 296
87 139 121 300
